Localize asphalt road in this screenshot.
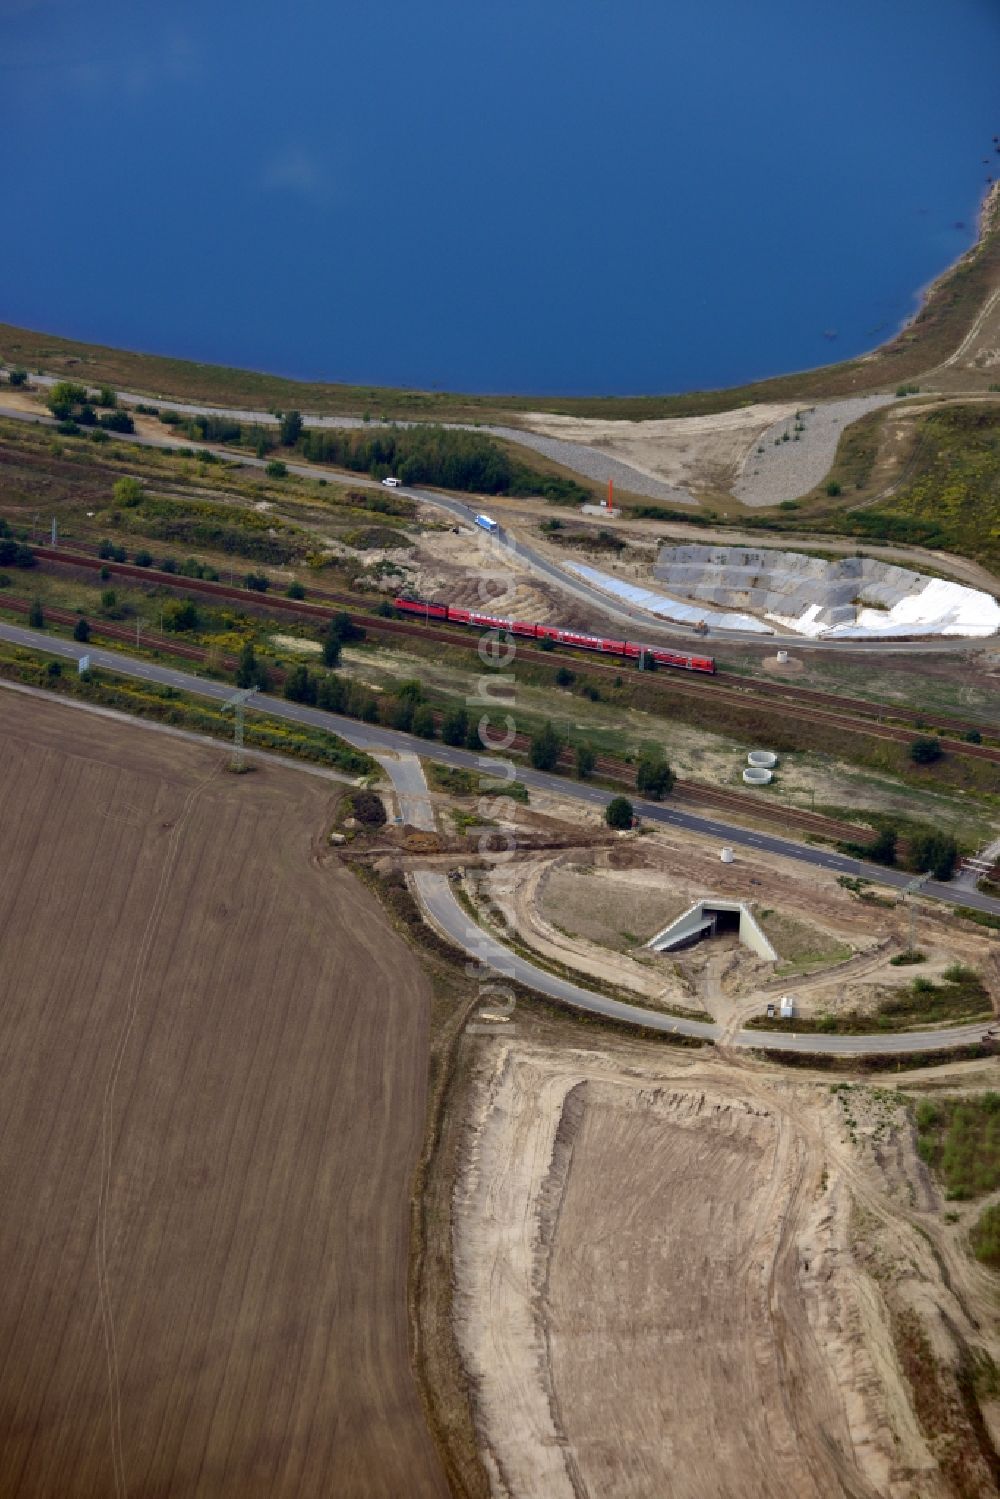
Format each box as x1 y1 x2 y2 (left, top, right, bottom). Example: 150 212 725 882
411 869 994 1055
1 620 997 920
2 620 997 1055
1 400 994 658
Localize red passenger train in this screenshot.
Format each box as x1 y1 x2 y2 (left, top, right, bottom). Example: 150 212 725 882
392 595 715 674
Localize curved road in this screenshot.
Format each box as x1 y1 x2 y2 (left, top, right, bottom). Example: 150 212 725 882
1 400 994 658
2 620 998 1057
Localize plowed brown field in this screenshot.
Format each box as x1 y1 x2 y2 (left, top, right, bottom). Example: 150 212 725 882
0 692 448 1499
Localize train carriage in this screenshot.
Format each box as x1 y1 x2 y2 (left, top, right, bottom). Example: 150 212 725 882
391 596 715 674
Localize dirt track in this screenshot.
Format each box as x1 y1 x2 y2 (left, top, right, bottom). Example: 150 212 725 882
450 1038 1000 1499
0 694 447 1498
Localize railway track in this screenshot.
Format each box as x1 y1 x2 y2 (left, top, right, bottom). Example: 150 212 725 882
30 546 1000 765
1 590 875 846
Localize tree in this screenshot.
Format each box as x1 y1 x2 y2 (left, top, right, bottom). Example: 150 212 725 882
113 476 144 507
575 743 596 779
390 696 415 732
328 610 364 645
321 627 342 668
636 753 675 799
28 598 44 628
441 706 469 746
280 409 303 447
529 721 562 772
910 736 942 765
908 831 958 881
235 639 268 690
286 580 306 599
283 664 317 705
8 368 28 388
72 617 90 642
244 571 270 592
412 704 436 739
133 549 153 567
867 825 897 865
605 796 634 830
555 665 575 687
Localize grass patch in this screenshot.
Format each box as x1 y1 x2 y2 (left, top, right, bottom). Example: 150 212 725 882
0 641 376 777
915 1092 1000 1199
750 964 992 1035
970 1204 1000 1268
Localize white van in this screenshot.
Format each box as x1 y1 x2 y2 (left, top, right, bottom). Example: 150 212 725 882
381 476 401 488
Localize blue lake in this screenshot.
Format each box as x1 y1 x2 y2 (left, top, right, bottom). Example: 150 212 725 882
3 0 999 395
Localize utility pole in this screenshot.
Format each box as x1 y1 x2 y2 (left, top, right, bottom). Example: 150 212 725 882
902 871 932 953
222 687 257 772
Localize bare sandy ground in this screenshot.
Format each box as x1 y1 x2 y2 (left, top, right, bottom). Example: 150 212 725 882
451 1041 990 1499
517 404 798 492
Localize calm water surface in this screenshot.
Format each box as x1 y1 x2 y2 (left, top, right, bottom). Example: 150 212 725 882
2 0 999 394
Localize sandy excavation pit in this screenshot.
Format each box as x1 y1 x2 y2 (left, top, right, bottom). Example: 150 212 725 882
450 1042 994 1499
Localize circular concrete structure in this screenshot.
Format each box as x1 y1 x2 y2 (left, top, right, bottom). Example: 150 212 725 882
743 767 774 785
747 750 778 769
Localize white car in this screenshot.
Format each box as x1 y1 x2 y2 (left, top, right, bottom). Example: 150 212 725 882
381 476 401 488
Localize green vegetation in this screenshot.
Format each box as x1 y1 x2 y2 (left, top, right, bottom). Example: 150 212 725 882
970 1205 1000 1268
915 1092 1000 1199
635 752 675 799
817 406 1000 573
529 721 563 772
752 965 991 1035
0 639 376 776
605 796 634 830
910 736 942 766
298 424 591 503
426 762 476 796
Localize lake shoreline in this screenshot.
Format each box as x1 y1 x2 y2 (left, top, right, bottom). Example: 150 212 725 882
2 184 998 424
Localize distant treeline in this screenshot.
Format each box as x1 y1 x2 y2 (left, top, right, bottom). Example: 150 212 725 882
298 425 591 504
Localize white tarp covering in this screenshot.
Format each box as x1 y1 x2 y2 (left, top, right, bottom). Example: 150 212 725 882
821 577 1000 640
565 563 774 634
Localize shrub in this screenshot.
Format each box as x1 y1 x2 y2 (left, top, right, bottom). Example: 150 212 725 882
0 540 36 568
72 617 90 642
824 480 842 497
244 571 270 592
8 368 28 387
162 599 198 632
349 789 386 827
98 410 134 433
964 728 982 744
286 581 306 599
555 666 575 687
133 549 153 567
321 629 342 668
265 460 288 478
279 410 303 447
113 476 144 507
28 598 44 628
910 736 942 765
605 796 634 830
